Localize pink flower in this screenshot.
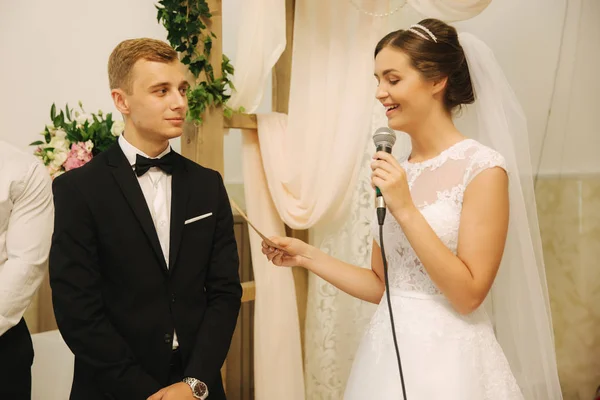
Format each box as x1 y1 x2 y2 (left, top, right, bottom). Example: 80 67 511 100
64 142 93 171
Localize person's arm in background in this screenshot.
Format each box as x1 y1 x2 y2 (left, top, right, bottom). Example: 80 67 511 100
0 161 53 335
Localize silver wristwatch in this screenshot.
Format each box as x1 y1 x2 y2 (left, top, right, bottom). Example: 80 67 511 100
182 377 209 400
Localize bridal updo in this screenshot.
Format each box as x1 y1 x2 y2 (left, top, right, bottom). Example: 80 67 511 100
374 18 475 113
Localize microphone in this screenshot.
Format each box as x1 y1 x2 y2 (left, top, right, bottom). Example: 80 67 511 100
372 127 407 399
372 127 397 226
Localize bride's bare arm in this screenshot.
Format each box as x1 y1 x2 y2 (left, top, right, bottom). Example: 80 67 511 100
391 167 509 314
263 239 385 304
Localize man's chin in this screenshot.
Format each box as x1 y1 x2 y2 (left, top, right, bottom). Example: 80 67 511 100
161 128 184 140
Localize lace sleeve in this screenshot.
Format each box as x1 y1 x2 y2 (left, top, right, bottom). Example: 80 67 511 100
464 146 507 187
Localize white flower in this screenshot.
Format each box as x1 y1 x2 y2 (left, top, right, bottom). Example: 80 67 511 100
111 120 125 137
50 151 67 169
54 129 67 139
49 135 70 152
76 113 93 126
84 140 94 153
46 124 55 132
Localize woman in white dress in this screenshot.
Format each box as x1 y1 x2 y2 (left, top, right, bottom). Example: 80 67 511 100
262 18 562 400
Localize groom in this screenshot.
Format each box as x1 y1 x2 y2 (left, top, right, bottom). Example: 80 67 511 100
50 38 242 400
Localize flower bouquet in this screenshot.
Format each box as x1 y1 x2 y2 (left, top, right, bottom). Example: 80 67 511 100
30 102 124 179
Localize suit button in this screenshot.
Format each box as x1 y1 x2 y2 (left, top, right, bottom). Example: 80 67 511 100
171 294 176 303
164 333 172 344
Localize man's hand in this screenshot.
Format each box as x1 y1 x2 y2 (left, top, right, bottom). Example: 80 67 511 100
147 386 169 400
147 382 195 400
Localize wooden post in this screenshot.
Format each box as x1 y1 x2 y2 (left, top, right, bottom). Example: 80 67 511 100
271 0 309 363
181 0 225 177
272 0 296 115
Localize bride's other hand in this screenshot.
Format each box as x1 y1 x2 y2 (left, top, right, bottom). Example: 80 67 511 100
261 236 313 268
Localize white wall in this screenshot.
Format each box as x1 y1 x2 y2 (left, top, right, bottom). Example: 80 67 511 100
428 0 598 176
0 0 265 184
453 0 568 175
536 0 600 176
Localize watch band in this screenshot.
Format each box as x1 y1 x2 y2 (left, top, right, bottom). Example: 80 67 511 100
182 377 209 400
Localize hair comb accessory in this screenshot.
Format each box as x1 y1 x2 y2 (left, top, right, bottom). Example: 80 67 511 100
408 24 438 43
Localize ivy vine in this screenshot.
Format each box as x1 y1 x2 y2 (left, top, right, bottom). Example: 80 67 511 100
156 0 243 124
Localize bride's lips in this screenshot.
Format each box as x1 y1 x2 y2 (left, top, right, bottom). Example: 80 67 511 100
384 104 400 117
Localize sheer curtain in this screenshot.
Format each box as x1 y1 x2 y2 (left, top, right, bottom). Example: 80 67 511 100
233 0 390 398
228 0 285 113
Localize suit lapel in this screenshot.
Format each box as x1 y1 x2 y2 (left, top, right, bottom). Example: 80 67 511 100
168 155 189 272
107 145 169 275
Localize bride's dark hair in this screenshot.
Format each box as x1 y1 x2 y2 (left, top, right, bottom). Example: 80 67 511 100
375 18 474 113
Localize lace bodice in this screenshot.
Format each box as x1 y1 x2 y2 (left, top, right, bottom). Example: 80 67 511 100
372 139 506 295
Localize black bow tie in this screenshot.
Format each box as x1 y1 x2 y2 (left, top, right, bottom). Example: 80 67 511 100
135 152 175 177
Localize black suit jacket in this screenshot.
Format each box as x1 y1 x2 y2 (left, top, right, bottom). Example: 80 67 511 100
49 144 242 400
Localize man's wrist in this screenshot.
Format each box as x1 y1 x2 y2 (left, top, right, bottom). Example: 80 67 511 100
182 377 209 399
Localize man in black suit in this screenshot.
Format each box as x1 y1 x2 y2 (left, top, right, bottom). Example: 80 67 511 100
50 38 242 400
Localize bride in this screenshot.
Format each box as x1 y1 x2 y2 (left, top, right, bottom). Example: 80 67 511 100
262 18 562 400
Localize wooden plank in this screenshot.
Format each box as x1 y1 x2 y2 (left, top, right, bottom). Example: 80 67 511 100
224 113 257 130
182 0 224 176
241 281 256 303
272 0 296 114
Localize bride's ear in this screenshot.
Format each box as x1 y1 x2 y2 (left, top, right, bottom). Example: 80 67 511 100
431 76 448 96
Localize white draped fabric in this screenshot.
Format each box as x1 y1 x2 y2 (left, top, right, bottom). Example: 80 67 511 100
233 0 391 398
254 2 390 230
241 130 305 400
228 0 286 113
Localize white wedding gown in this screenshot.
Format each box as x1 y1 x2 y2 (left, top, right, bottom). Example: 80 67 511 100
344 139 524 400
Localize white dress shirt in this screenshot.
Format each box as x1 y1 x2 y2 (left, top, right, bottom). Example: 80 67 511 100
0 140 53 336
118 135 179 348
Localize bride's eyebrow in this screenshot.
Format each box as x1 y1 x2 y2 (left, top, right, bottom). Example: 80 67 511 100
374 69 401 79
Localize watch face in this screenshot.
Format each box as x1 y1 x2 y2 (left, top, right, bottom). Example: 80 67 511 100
195 382 208 396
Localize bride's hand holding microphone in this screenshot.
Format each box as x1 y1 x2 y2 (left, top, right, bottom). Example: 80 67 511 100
371 151 416 221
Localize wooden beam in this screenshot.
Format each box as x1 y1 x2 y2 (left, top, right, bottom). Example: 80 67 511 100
182 0 224 176
224 113 257 130
241 281 256 303
272 0 296 114
272 0 308 362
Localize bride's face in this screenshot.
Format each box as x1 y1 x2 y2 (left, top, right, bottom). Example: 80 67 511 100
374 47 438 132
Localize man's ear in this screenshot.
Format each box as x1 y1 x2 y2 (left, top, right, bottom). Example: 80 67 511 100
111 89 130 116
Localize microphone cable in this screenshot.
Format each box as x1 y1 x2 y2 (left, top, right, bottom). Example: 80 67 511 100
378 206 408 400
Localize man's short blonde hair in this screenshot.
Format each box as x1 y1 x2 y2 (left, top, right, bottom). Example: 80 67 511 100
108 38 178 94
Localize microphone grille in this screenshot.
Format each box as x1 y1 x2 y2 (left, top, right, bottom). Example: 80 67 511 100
373 127 396 148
